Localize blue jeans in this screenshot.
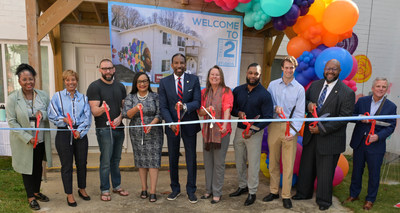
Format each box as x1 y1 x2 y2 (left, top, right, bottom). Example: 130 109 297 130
96 128 125 193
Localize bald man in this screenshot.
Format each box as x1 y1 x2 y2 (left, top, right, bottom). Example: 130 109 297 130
292 60 355 211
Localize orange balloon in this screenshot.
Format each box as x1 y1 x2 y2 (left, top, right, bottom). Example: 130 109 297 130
352 55 372 83
323 0 359 34
322 31 339 47
337 154 349 177
308 0 326 22
293 15 317 35
287 36 312 58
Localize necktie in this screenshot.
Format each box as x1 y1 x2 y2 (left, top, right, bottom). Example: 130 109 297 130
317 85 328 113
177 77 183 102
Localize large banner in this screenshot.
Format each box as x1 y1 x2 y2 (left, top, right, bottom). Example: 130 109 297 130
108 1 243 88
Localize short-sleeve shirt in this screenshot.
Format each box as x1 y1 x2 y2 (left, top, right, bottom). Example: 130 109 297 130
86 79 126 128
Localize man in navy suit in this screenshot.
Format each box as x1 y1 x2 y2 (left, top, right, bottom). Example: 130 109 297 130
343 77 397 210
159 53 201 203
292 59 355 211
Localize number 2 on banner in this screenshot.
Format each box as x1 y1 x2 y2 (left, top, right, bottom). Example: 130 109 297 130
224 41 235 58
217 38 238 67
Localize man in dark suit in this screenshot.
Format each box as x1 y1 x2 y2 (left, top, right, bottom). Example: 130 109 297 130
159 53 201 203
343 77 397 210
292 59 355 211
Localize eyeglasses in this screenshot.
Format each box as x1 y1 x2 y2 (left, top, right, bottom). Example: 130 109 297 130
324 68 339 72
100 67 115 71
138 80 149 85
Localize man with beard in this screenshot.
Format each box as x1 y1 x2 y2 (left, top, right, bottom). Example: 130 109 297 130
230 63 273 206
87 59 129 201
292 59 355 211
159 53 201 203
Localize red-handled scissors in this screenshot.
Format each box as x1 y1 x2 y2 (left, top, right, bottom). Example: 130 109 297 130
103 102 116 129
309 106 330 133
66 113 78 138
241 115 260 138
363 112 377 146
278 111 291 137
138 105 146 133
33 113 41 149
175 102 181 136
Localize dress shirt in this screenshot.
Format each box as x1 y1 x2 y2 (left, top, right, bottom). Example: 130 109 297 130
319 79 338 103
370 96 385 116
267 78 305 135
174 73 185 95
232 83 274 131
48 89 92 137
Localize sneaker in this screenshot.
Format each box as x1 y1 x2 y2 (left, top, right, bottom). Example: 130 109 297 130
188 194 198 204
167 191 181 201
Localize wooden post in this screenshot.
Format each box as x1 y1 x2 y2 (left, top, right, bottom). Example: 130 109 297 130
262 32 284 88
26 0 42 89
49 24 64 92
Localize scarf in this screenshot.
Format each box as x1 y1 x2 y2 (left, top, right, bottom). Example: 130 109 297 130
203 86 223 151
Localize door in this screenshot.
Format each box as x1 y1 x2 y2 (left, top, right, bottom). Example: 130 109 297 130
76 46 130 151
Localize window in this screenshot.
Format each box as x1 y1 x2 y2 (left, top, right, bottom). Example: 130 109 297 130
161 60 170 72
177 36 185 47
4 44 50 97
162 32 171 45
0 45 3 103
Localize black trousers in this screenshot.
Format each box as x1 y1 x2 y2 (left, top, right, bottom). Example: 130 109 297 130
22 142 45 198
55 129 88 194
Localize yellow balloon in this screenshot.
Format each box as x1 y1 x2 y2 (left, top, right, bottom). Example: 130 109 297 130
260 153 270 178
308 0 326 22
323 0 335 7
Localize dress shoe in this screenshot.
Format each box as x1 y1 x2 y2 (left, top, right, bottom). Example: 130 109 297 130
283 199 292 209
34 193 50 202
363 201 373 210
342 196 359 204
29 199 40 210
262 193 279 202
78 190 91 201
211 196 221 204
292 194 311 200
319 205 330 211
229 187 249 197
244 194 256 206
67 197 77 207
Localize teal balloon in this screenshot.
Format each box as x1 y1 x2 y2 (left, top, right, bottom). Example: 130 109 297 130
235 2 253 13
261 0 294 17
254 22 264 30
244 13 255 27
253 2 262 11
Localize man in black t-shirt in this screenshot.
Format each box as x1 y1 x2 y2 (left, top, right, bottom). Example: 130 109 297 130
86 59 128 201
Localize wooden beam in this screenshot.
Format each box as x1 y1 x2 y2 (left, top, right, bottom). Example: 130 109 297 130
91 2 103 24
26 0 42 89
262 32 284 87
284 27 297 39
37 0 83 42
262 36 272 88
71 9 82 23
49 24 64 92
181 0 189 5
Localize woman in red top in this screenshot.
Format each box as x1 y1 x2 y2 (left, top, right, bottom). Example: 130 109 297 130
198 65 233 204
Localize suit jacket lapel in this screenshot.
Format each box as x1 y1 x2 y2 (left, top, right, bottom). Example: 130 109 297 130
16 90 30 126
183 73 190 102
313 80 325 103
366 96 372 114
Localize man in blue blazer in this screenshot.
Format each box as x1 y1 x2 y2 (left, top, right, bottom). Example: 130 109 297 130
159 53 201 203
344 77 397 210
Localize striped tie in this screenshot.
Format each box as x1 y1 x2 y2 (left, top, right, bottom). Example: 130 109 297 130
177 77 183 102
317 85 328 113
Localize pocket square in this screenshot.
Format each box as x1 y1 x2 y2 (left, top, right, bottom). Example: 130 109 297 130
188 89 193 92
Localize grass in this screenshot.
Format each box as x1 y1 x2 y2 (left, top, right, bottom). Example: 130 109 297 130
0 156 31 213
333 155 400 213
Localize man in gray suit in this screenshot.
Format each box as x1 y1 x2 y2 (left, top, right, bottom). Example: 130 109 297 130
292 59 355 211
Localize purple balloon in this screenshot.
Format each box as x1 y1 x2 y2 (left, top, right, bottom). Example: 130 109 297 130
299 6 309 16
273 17 287 31
284 5 300 21
284 18 297 26
262 127 269 154
308 0 315 5
310 48 322 57
335 32 359 55
298 61 308 70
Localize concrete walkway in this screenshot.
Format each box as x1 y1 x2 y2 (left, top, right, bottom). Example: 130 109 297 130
36 152 350 213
